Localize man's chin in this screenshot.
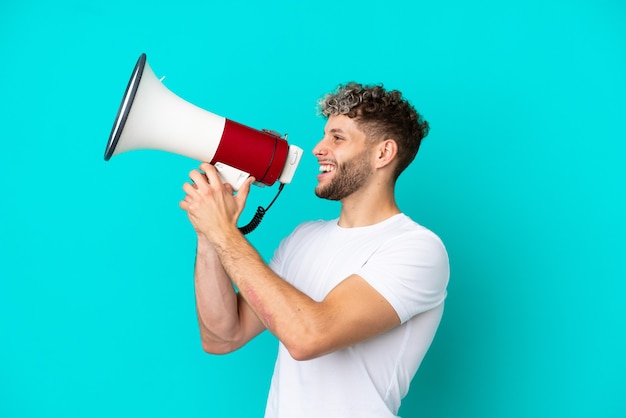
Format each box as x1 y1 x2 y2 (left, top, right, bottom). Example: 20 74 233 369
315 185 342 201
314 185 327 199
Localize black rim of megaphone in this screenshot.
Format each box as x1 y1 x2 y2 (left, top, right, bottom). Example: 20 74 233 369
104 53 147 161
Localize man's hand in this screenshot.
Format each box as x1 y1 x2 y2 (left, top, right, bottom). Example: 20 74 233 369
180 162 255 241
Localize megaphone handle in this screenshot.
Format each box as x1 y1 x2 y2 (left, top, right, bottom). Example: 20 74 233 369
214 162 250 191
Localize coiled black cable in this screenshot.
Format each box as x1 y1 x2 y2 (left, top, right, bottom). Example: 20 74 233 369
238 183 285 235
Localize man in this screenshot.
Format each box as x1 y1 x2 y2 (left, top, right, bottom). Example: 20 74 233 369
179 82 449 417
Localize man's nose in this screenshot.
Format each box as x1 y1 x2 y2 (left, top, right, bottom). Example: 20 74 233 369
312 138 327 156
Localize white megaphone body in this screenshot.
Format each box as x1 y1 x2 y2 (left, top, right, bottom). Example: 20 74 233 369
105 53 303 191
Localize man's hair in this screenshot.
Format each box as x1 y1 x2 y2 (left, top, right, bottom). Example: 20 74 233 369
318 82 429 180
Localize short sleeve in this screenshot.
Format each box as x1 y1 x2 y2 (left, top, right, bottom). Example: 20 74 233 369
357 230 450 323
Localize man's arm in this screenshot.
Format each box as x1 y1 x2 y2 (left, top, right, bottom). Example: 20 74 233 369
181 164 401 361
193 233 266 354
213 232 401 361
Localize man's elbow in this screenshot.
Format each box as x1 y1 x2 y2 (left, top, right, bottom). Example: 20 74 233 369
284 333 330 361
287 347 317 362
200 335 242 355
201 342 230 355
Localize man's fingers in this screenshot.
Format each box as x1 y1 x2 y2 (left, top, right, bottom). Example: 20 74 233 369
235 176 256 207
224 183 235 194
189 169 209 190
182 182 195 194
200 163 224 188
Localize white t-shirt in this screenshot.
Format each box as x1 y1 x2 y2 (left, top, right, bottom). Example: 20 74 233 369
265 214 450 418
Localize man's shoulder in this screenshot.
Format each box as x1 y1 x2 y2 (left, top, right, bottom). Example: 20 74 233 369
291 218 336 235
381 214 444 242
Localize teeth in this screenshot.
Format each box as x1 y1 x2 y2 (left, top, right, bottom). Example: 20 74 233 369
319 164 335 173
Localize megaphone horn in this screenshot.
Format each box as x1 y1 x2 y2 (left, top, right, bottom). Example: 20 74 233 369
105 53 303 191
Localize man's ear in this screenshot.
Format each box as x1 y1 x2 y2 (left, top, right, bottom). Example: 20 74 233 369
374 139 398 169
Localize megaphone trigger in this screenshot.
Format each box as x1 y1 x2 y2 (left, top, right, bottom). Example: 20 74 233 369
213 162 251 190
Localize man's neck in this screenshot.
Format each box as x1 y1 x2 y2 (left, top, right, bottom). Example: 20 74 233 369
337 186 400 228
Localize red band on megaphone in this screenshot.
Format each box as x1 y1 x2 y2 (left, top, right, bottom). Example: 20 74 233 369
211 119 289 186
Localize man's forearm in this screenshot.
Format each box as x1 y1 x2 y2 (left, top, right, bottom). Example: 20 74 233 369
194 233 241 347
211 227 329 359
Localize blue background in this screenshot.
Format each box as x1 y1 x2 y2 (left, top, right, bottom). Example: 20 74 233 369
1 0 624 417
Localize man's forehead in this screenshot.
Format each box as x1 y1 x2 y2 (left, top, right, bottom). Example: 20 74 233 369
324 115 364 135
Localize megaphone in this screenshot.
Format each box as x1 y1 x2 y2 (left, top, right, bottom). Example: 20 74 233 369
105 53 304 233
105 53 303 190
